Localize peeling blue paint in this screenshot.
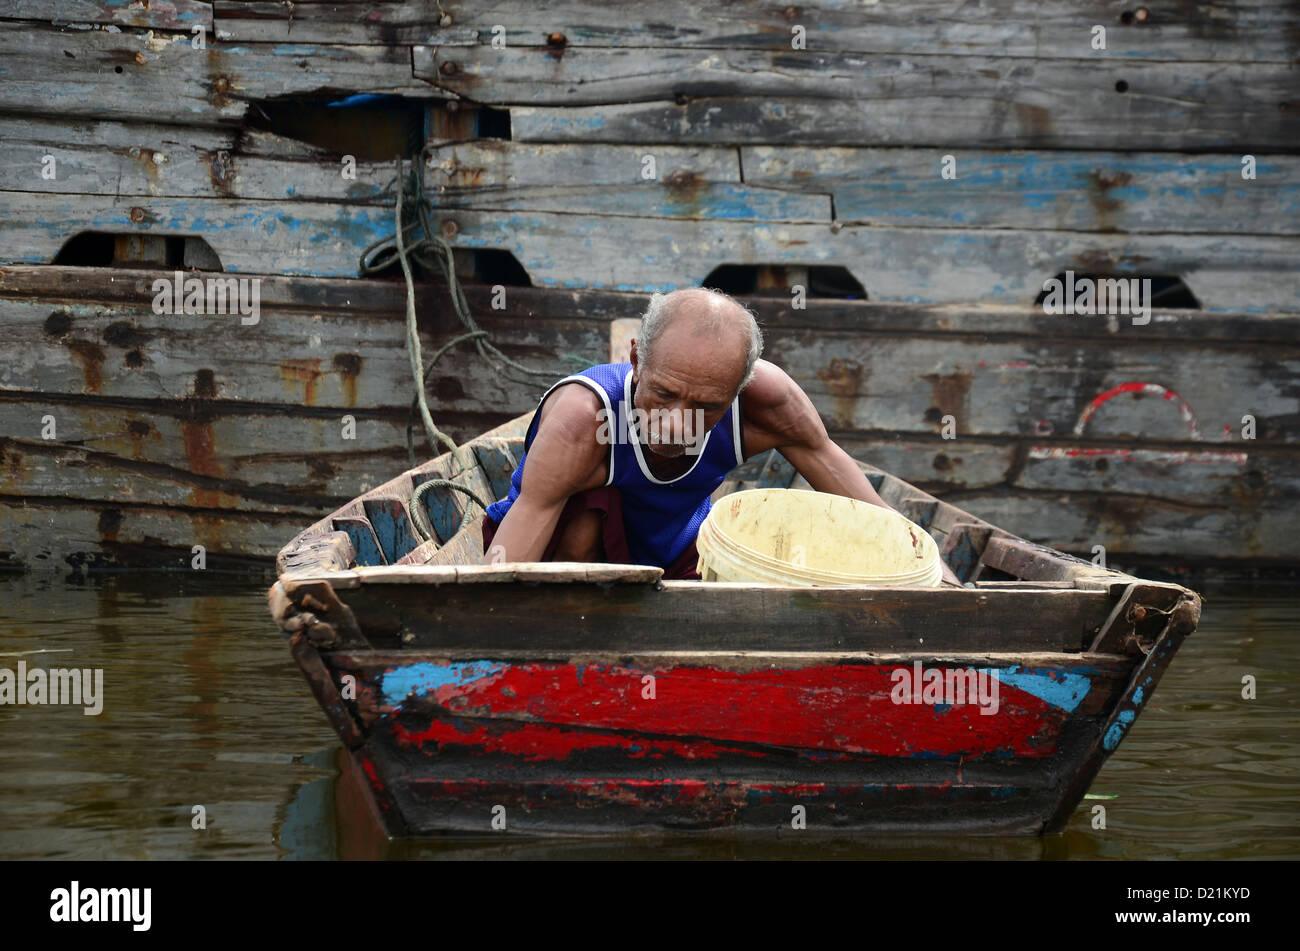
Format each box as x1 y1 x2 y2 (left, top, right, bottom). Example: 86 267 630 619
1102 709 1136 751
991 667 1092 712
383 661 506 706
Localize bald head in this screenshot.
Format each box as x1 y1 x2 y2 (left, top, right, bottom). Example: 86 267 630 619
637 288 763 393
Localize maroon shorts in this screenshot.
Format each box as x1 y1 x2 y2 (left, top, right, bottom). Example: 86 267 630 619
481 486 702 580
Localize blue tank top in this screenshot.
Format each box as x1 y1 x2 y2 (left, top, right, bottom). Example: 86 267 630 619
485 362 746 567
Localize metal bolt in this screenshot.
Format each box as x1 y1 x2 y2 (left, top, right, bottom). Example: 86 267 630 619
128 147 140 158
439 13 453 27
440 60 458 76
830 221 843 234
1135 6 1149 22
215 76 229 93
547 31 566 46
151 151 166 165
441 219 460 239
446 99 460 112
129 206 146 223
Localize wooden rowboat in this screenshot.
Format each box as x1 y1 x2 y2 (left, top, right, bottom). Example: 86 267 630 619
268 413 1202 837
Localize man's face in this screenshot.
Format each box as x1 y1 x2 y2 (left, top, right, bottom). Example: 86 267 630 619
630 326 744 458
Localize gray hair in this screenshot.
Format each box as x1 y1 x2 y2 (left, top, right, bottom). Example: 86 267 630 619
638 288 764 389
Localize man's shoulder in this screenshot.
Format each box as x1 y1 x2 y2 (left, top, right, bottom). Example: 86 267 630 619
533 378 609 454
738 359 794 410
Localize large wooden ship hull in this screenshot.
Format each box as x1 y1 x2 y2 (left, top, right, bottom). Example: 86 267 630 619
2 2 1296 575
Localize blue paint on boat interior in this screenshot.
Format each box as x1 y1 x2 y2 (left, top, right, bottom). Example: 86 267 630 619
1103 709 1136 751
984 667 1092 712
332 519 385 566
1132 686 1144 704
383 661 506 706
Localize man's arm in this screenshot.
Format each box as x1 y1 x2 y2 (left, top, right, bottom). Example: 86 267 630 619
740 361 964 586
482 384 608 564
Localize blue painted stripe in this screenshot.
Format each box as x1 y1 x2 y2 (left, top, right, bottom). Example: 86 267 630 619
383 661 505 706
1103 709 1137 751
987 666 1093 712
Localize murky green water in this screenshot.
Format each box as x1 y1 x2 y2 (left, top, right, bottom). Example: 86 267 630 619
1 573 1295 860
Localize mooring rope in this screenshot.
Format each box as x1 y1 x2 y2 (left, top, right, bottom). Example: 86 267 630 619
358 154 585 466
410 478 491 544
359 153 589 545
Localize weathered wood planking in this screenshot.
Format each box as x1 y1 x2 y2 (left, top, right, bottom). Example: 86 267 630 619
5 268 1293 443
0 194 399 275
0 493 300 570
0 296 593 409
511 93 1300 152
831 437 1297 564
426 139 742 186
22 125 1292 241
425 140 1298 233
422 49 1300 151
0 20 442 127
2 0 213 31
1 121 822 220
946 487 1296 569
1 120 393 204
8 159 1297 283
389 210 1300 310
2 267 1295 569
210 1 1300 62
9 287 1295 446
338 581 1116 652
0 405 411 509
742 147 1300 235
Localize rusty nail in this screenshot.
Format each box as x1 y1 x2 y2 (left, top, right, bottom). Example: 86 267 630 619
129 206 146 223
128 147 140 158
548 32 567 46
440 60 458 76
439 13 453 27
783 6 798 20
441 219 460 239
151 151 166 165
1135 6 1149 21
133 51 146 65
1133 606 1148 620
830 221 843 234
215 76 229 93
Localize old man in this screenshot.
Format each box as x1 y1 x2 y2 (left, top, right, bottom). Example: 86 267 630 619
482 287 961 586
